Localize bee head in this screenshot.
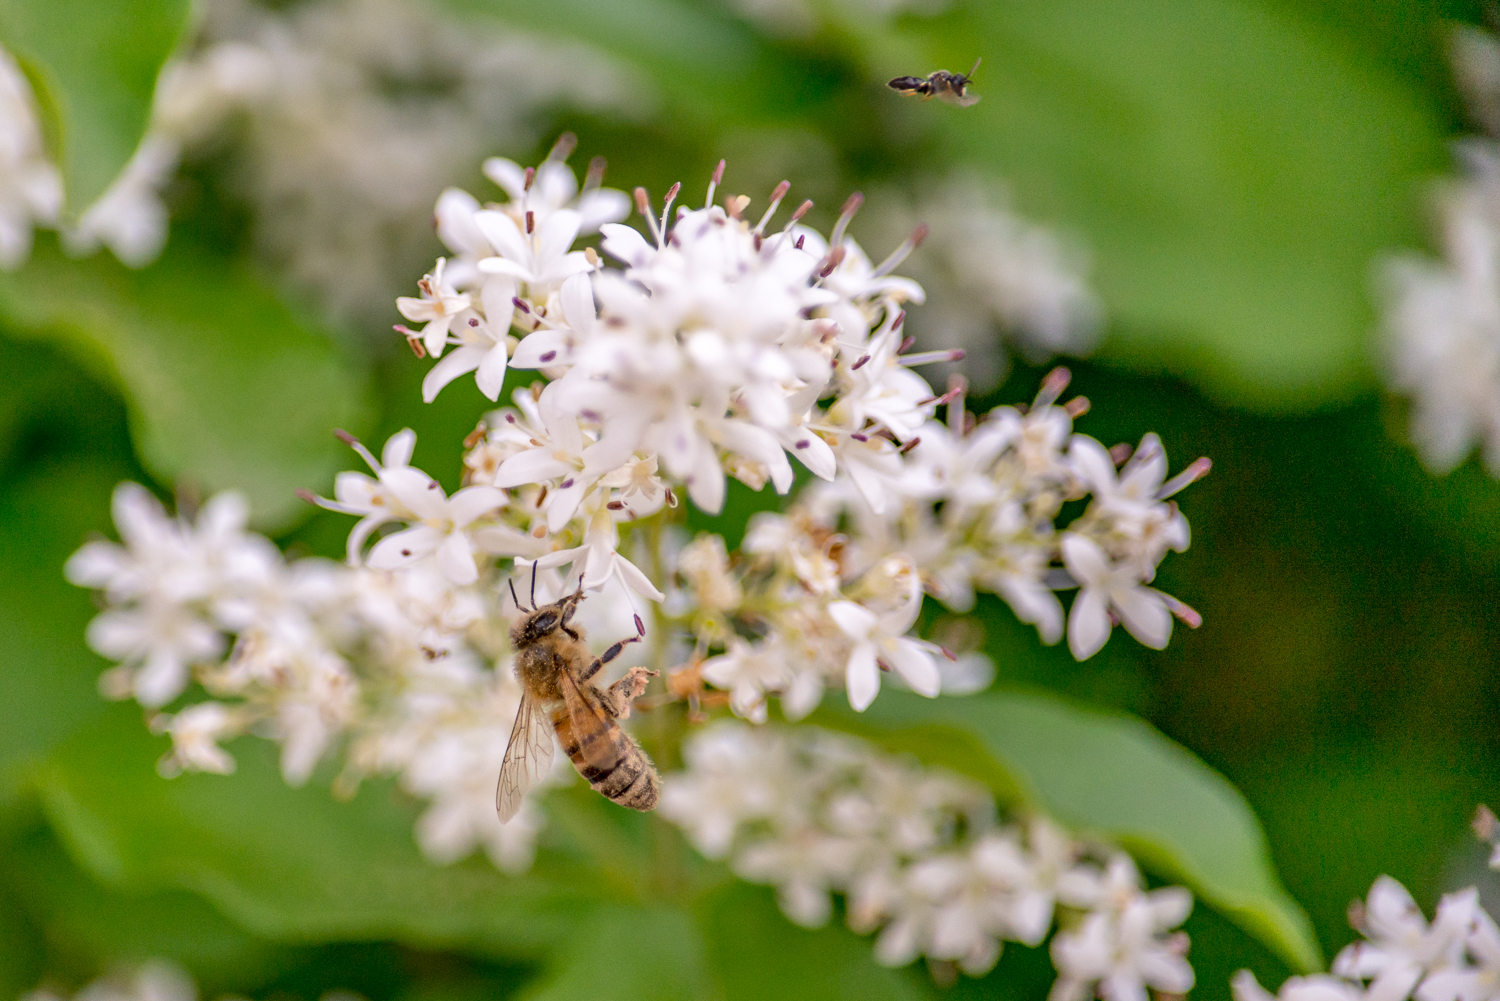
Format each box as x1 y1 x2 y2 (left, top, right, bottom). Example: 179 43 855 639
510 588 584 648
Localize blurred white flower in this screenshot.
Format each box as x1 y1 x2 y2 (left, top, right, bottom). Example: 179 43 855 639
0 45 63 269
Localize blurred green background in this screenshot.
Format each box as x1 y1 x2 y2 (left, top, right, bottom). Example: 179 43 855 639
1 0 1498 998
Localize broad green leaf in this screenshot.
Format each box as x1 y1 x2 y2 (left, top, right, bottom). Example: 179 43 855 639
817 687 1323 973
0 236 376 529
518 905 716 1001
0 878 41 1001
3 822 300 992
846 0 1449 408
0 0 191 208
33 707 618 955
0 455 132 809
697 883 931 1001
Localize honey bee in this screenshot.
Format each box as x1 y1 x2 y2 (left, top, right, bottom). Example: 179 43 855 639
887 58 982 107
496 577 660 822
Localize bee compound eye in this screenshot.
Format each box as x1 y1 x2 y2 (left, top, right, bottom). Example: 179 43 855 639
530 611 559 635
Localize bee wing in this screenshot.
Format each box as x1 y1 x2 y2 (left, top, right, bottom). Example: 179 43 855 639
496 693 555 822
556 667 619 773
938 91 981 107
887 76 928 95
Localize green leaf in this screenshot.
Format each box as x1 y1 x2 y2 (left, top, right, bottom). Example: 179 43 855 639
0 454 132 809
816 687 1323 973
697 883 931 1001
518 904 716 1001
32 706 621 956
0 235 376 530
0 0 191 209
850 0 1449 408
3 821 301 992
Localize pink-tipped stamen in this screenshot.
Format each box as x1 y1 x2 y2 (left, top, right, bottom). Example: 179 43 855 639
1064 396 1090 418
1160 593 1202 629
1157 457 1212 499
1035 366 1071 408
754 180 792 234
335 430 381 473
547 132 577 163
705 159 726 208
872 223 928 277
829 191 864 248
899 348 965 367
584 156 607 193
661 181 681 235
634 187 663 246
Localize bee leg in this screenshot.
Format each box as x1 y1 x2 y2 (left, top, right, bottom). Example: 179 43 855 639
578 635 641 682
598 667 659 719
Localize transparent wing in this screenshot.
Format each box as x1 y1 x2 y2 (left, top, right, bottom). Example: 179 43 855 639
939 91 981 107
496 694 555 822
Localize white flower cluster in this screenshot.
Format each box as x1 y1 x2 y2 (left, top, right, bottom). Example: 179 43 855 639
24 960 362 1001
383 147 1205 719
676 369 1207 721
65 476 569 872
68 146 1205 893
1379 24 1500 476
164 0 640 320
661 720 1195 991
1234 874 1500 1001
0 0 635 282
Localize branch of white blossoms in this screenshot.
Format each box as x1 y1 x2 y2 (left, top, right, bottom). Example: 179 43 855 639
64 144 1209 967
1232 808 1500 1001
24 960 362 1001
662 721 1195 991
1378 22 1500 477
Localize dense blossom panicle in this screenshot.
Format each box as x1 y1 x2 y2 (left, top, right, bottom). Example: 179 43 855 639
660 721 1194 983
67 145 1208 981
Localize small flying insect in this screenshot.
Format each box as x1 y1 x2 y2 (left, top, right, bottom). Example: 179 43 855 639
888 58 982 107
496 572 660 822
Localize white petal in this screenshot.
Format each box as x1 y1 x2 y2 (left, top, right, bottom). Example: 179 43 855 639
381 428 417 468
368 525 443 569
475 343 509 401
381 467 449 520
448 485 505 527
1067 588 1111 660
436 532 479 585
883 638 941 697
494 449 575 488
846 642 881 711
826 600 878 640
474 210 529 265
422 344 484 403
1060 533 1110 586
1114 586 1172 650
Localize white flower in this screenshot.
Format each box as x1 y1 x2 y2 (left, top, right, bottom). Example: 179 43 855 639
62 134 178 267
397 258 474 358
1049 884 1194 1001
826 569 942 713
1420 905 1500 1001
1335 877 1476 1001
476 206 592 291
0 45 62 269
528 498 665 603
1061 533 1172 660
419 274 517 402
151 701 242 776
310 428 419 564
1234 971 1368 1001
366 475 506 585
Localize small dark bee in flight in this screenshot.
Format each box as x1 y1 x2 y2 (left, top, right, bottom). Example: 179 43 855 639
888 58 982 107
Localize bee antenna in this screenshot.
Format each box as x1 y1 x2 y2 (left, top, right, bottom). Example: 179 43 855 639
509 576 523 611
530 560 539 609
967 57 981 81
